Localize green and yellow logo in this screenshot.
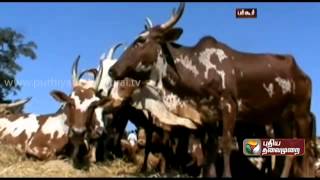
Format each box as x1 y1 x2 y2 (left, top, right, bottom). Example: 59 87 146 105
243 139 261 156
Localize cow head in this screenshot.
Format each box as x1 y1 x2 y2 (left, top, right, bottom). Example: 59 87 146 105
50 56 110 145
96 43 124 97
0 97 31 116
95 44 141 112
109 2 185 81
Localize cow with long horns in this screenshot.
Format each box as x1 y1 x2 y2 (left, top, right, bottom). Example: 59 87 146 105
58 55 115 168
108 2 315 177
88 44 206 174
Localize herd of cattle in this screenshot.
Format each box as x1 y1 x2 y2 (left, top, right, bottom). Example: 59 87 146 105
0 2 319 177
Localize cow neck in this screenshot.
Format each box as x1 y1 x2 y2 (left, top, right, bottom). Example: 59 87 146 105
160 43 181 79
45 104 69 121
158 43 196 96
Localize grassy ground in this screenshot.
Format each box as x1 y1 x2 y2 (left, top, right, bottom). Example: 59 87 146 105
0 145 139 177
2 143 315 177
0 145 191 177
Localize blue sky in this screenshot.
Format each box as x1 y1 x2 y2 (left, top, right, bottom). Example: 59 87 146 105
0 2 319 134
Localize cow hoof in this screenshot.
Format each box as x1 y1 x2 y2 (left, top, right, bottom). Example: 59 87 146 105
72 159 90 171
222 173 232 178
140 166 147 173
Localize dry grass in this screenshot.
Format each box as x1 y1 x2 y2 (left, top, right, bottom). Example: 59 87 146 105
0 145 139 177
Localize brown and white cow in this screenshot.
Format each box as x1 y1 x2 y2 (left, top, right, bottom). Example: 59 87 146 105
58 56 112 168
0 98 72 160
0 56 108 169
108 2 315 177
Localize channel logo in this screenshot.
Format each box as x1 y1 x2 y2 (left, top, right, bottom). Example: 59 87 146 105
243 138 305 156
243 139 261 156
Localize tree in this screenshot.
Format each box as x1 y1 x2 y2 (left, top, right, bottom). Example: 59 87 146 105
0 27 37 102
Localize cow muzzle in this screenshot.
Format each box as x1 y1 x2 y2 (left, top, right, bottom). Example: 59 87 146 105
69 127 87 144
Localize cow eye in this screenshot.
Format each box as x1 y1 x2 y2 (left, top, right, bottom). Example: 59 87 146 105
90 101 99 108
135 37 146 47
69 103 75 109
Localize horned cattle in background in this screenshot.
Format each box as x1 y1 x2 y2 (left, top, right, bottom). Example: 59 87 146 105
0 98 31 115
108 2 316 177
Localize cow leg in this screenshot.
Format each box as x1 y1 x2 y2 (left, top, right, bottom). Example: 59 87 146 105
26 146 55 160
271 118 295 177
289 103 313 177
71 144 80 166
114 115 128 158
175 129 190 172
220 97 237 177
271 155 276 171
271 122 287 177
202 129 218 177
281 156 294 177
278 107 299 177
88 141 97 163
141 127 152 173
159 153 166 175
265 125 276 175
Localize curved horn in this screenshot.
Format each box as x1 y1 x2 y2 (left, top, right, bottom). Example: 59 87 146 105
160 2 185 31
4 97 32 108
106 43 123 60
145 17 153 29
100 52 106 60
94 59 104 91
72 55 80 87
79 68 98 80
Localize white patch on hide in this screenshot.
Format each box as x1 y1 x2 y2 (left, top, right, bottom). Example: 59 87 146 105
71 92 99 112
274 77 291 94
176 55 199 77
162 93 185 111
262 83 274 98
41 113 68 139
0 114 40 140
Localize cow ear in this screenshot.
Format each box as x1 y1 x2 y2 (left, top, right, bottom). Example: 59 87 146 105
95 97 113 108
50 90 70 103
161 28 183 42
